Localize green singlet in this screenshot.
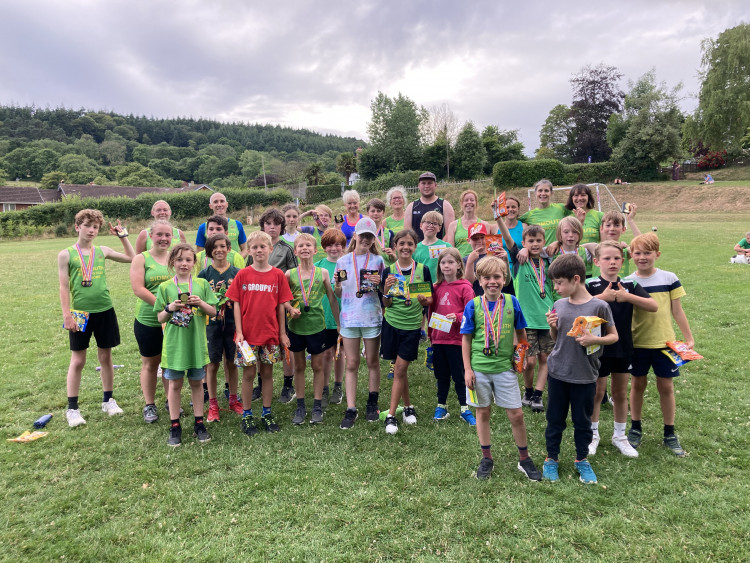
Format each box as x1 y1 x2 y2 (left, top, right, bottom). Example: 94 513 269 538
288 267 326 335
315 258 341 330
519 204 571 245
67 245 112 313
135 251 171 327
454 218 473 257
385 216 404 233
469 295 515 374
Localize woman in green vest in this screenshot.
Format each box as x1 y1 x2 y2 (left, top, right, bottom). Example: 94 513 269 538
385 185 408 233
135 200 187 254
445 189 492 258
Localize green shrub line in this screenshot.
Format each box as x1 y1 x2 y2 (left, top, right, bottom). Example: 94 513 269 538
493 159 621 187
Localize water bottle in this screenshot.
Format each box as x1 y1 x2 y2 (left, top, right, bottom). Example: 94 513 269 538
33 413 53 429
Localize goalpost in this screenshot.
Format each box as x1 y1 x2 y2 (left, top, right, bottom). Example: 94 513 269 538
526 183 622 215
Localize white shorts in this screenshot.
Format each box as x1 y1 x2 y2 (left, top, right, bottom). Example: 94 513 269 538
340 326 381 340
469 370 522 409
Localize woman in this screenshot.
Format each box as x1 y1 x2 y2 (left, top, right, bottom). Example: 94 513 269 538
518 179 570 245
384 186 407 233
565 184 603 246
495 194 524 274
445 189 491 257
341 190 363 245
135 200 187 254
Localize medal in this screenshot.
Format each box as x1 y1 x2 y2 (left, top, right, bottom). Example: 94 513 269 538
483 347 492 357
540 291 546 299
304 305 310 312
376 226 387 250
352 252 370 298
75 244 95 288
480 295 506 357
173 275 192 308
81 280 93 287
530 258 546 300
296 265 315 313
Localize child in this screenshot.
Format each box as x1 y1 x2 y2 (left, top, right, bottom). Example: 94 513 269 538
543 254 617 484
285 234 340 424
366 198 396 267
587 241 657 457
547 216 591 267
281 203 316 246
460 256 542 481
198 234 242 423
155 244 218 447
334 217 385 430
586 208 641 279
58 209 135 427
300 204 334 262
227 230 293 436
465 222 512 297
625 233 695 457
413 210 453 282
315 229 347 406
382 229 434 434
428 248 476 424
734 231 750 257
195 215 247 273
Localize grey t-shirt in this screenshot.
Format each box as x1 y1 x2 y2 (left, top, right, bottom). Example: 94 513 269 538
547 297 615 384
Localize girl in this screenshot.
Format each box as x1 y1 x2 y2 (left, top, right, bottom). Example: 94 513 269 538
333 217 385 430
428 248 477 424
381 229 434 435
281 203 315 246
385 186 407 233
366 197 396 266
340 190 363 245
445 190 491 258
547 216 594 269
155 244 218 447
299 204 334 262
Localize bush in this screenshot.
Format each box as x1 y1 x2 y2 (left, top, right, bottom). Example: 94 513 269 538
55 224 70 237
493 159 566 188
306 183 342 204
561 162 617 185
698 150 727 169
354 170 422 194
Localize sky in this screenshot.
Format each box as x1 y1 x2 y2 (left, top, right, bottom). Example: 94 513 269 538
1 1 746 154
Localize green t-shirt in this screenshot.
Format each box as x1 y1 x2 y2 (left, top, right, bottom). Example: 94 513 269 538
195 249 245 274
375 227 395 268
385 216 404 233
384 262 427 330
315 257 341 330
469 295 515 374
413 239 452 281
513 257 555 329
67 245 112 313
135 251 171 327
519 204 570 245
453 218 473 257
580 210 604 245
154 277 218 371
145 227 181 251
738 238 750 250
287 266 326 336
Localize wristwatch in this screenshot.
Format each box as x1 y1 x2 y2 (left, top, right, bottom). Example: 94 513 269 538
164 305 172 314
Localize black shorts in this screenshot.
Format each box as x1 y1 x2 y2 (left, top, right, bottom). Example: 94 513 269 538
288 329 335 355
323 328 339 350
630 348 680 379
69 308 120 351
379 319 420 362
597 356 631 378
133 319 163 358
207 322 237 364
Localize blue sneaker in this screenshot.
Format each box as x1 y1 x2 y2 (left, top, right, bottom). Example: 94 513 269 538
424 346 434 371
543 459 559 482
460 409 477 426
574 459 598 484
433 406 449 420
420 329 428 342
387 361 395 380
224 383 229 401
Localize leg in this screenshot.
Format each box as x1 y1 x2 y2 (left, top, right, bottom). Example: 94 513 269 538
226 362 239 397
363 336 382 393
241 365 257 410
591 377 607 424
97 347 114 393
523 355 536 389
311 353 325 400
167 377 184 420
389 357 411 415
66 349 87 398
447 346 468 406
139 355 161 405
293 350 307 400
342 337 361 409
544 377 569 460
206 362 220 400
188 378 204 417
630 375 648 421
570 381 596 461
506 407 529 448
535 352 548 391
259 363 274 409
322 347 333 389
656 377 676 426
475 406 492 446
432 346 451 405
610 372 629 424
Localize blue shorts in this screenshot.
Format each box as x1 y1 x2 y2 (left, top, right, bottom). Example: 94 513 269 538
163 367 206 381
630 348 680 379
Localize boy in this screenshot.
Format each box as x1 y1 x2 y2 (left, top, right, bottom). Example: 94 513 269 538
460 256 542 481
586 241 657 457
366 198 396 266
195 215 247 273
544 254 617 484
227 231 293 436
466 222 512 297
625 233 694 457
586 208 642 279
734 231 750 257
58 209 135 427
285 234 340 424
413 210 452 282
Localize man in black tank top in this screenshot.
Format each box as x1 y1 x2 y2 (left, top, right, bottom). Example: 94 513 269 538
404 172 456 241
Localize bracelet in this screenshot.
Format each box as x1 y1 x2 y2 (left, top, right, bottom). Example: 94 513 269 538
164 305 172 315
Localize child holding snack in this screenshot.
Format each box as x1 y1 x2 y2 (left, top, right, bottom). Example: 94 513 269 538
625 233 695 457
382 229 434 434
366 198 396 267
334 217 385 429
460 256 542 481
413 210 453 282
155 244 218 447
227 230 293 436
59 209 135 428
543 254 617 484
428 248 476 424
285 234 340 425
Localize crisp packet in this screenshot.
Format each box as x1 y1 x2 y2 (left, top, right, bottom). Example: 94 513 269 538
169 308 193 328
492 192 508 219
234 340 257 367
485 235 505 257
8 431 48 443
66 310 89 332
358 269 379 295
666 341 704 361
387 274 409 300
567 316 606 355
513 341 530 373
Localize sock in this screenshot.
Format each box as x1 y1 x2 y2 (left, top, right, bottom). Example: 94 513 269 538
524 387 533 398
532 389 542 398
437 403 447 410
323 386 329 393
517 445 529 460
297 398 306 409
103 391 113 403
68 396 79 410
545 457 558 462
664 424 675 438
171 419 180 428
333 382 342 389
460 405 469 412
575 458 587 463
262 406 271 417
591 421 599 434
242 409 253 418
146 403 156 408
209 398 218 407
283 376 293 388
613 422 626 438
313 399 322 410
481 444 492 459
631 419 642 431
229 394 238 403
194 416 204 426
367 391 379 405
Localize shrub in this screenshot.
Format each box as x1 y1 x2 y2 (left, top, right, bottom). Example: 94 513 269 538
697 150 727 169
55 224 70 237
561 162 617 185
354 170 422 194
306 183 343 204
493 159 566 188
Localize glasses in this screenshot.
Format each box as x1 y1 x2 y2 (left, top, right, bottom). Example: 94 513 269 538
422 221 441 228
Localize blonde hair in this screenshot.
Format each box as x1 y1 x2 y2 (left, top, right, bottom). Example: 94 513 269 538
246 230 272 247
436 248 465 283
74 209 104 227
556 216 583 246
475 255 508 279
421 210 444 227
595 239 624 259
167 243 197 271
294 233 317 250
630 232 660 253
315 204 333 218
342 190 360 205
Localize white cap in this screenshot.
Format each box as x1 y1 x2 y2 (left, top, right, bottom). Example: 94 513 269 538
354 217 377 236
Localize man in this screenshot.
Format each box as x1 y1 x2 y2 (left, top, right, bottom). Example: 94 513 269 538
403 172 455 241
195 192 248 256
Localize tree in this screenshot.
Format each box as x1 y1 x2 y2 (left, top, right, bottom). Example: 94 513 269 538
422 130 452 179
539 104 576 163
0 168 7 184
482 126 526 175
57 154 101 184
366 92 426 172
422 103 460 146
335 152 357 185
40 170 67 189
452 122 486 180
304 162 324 186
569 64 624 162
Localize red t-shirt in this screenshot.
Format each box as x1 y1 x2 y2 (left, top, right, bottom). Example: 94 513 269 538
226 266 292 346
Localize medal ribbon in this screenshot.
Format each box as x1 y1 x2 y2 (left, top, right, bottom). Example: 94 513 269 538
296 265 316 309
173 275 192 298
480 295 505 355
75 244 95 284
352 252 370 294
394 260 416 284
376 226 387 250
530 258 546 295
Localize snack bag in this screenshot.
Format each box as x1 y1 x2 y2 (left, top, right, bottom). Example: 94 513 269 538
428 312 453 333
234 340 257 367
358 269 379 295
169 308 193 328
666 341 704 361
485 235 505 257
8 431 48 443
66 310 89 332
567 316 606 355
387 273 409 300
491 192 508 219
513 341 530 373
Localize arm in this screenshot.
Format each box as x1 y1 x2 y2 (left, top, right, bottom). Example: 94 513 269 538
283 271 301 317
323 272 341 330
442 201 455 231
135 229 148 254
232 300 244 343
515 328 527 343
625 204 641 237
576 323 618 348
464 252 478 284
129 254 156 305
58 250 77 331
278 303 290 348
545 307 558 341
444 220 458 246
462 333 475 390
616 283 658 312
403 202 414 231
178 229 187 245
671 298 694 349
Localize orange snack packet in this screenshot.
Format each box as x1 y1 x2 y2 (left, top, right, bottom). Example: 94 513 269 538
492 192 508 219
567 316 606 337
666 341 704 361
485 235 505 257
513 341 530 373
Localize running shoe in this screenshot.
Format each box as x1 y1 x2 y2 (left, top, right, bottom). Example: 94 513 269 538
588 433 601 455
365 403 380 422
433 406 449 420
207 403 220 423
611 435 639 458
229 398 243 415
101 398 124 416
330 386 343 405
167 425 181 447
292 406 307 425
460 409 477 426
517 458 543 481
627 427 642 449
663 435 687 457
66 408 86 428
241 415 258 437
278 386 296 404
261 413 280 433
543 459 559 482
476 458 494 480
402 406 417 425
194 423 211 443
310 407 324 424
574 459 598 484
339 408 357 430
142 404 158 424
385 415 399 435
530 395 544 413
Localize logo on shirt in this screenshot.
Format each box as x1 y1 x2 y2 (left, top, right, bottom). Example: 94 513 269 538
242 283 278 293
439 293 452 306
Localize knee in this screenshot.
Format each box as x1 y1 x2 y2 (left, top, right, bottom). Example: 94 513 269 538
507 409 523 425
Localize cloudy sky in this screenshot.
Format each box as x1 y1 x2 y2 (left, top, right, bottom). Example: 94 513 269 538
1 1 746 153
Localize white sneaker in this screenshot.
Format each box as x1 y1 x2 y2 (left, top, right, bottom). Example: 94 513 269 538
102 398 124 416
66 409 86 427
402 406 417 425
612 435 639 458
385 415 399 435
588 433 601 455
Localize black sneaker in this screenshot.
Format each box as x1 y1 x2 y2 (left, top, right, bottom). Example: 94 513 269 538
292 406 307 425
517 457 542 481
167 425 182 447
279 386 296 404
194 423 211 443
476 457 494 480
251 385 261 401
340 408 358 430
310 407 324 424
530 395 545 413
321 388 330 409
330 386 343 405
365 403 380 422
521 393 533 407
261 413 280 433
241 415 258 437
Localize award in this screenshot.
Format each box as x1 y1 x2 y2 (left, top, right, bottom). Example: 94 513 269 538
296 265 315 314
530 258 546 300
75 244 95 288
480 295 505 357
81 280 93 287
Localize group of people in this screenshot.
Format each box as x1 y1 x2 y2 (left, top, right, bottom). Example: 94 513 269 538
58 173 696 484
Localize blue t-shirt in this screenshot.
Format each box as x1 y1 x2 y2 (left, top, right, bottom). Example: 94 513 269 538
460 295 527 334
195 219 247 247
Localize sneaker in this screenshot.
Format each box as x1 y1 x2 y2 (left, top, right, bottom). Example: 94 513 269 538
165 401 184 416
588 433 601 456
385 415 399 435
279 386 296 404
251 385 261 401
224 383 230 401
517 458 543 481
476 457 494 480
521 393 533 407
203 388 209 403
611 435 639 458
574 459 598 484
339 408 358 430
424 346 434 371
229 399 243 416
207 403 220 423
101 398 124 416
241 414 258 437
142 404 158 424
167 425 182 447
310 407 324 424
66 408 86 427
663 435 687 457
530 395 544 413
261 413 280 433
420 329 428 342
387 361 395 380
627 427 642 449
330 386 343 405
365 403 380 422
433 406 449 420
194 423 211 443
402 406 417 425
543 459 559 482
321 387 330 409
292 406 307 425
460 409 477 426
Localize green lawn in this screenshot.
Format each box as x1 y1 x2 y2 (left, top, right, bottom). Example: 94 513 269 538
1 213 749 561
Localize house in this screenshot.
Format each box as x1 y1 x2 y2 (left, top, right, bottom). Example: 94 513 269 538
0 186 57 212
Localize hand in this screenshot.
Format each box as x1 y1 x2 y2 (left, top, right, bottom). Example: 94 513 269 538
108 219 126 236
467 249 479 263
627 203 637 219
545 308 558 329
598 282 617 302
281 334 291 349
367 273 381 285
288 307 301 318
234 331 244 344
384 248 396 260
464 369 476 390
384 274 396 291
546 241 560 256
576 332 598 347
416 294 429 306
517 247 529 264
684 338 695 349
63 314 79 332
574 207 587 222
186 295 202 307
445 313 457 321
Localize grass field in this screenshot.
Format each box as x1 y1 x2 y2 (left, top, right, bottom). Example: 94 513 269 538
1 206 750 561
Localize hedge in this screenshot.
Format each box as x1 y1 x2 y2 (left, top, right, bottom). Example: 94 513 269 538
305 183 343 205
561 162 617 185
353 170 422 194
493 159 617 188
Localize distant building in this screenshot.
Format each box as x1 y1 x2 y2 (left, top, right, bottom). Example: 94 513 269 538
348 173 361 186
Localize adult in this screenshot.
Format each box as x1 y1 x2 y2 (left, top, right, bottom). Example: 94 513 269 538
565 184 603 245
384 185 407 233
518 179 570 245
671 160 680 181
135 200 187 254
340 190 363 245
404 171 455 241
195 192 247 256
445 189 490 257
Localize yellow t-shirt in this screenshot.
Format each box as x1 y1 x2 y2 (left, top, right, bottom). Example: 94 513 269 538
626 269 686 349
